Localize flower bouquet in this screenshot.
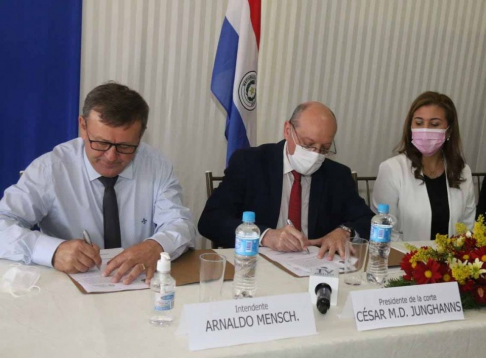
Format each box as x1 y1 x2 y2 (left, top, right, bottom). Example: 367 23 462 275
386 215 486 309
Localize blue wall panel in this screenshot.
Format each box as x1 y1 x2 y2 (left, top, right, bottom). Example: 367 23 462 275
0 0 82 193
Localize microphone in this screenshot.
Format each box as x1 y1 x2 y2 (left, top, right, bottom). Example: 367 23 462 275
308 266 339 314
315 283 332 314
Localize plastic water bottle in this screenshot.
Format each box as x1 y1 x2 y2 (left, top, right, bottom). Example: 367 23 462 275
149 252 175 326
367 203 396 285
233 211 260 299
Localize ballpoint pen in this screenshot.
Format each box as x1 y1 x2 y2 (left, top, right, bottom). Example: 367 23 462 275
83 230 101 270
286 219 310 255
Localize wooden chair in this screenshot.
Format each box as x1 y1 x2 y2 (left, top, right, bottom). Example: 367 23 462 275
204 171 224 249
351 171 358 190
472 172 486 199
205 171 223 198
356 176 377 207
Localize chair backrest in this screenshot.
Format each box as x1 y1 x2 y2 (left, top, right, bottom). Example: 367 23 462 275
205 171 223 198
204 171 224 249
472 172 486 200
351 171 358 190
356 176 377 207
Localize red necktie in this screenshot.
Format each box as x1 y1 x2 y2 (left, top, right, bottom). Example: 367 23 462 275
288 170 302 231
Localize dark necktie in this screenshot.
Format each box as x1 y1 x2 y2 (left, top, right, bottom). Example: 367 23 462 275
98 176 121 249
288 170 302 231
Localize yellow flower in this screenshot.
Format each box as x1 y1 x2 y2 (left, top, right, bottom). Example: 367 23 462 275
477 214 485 225
435 234 450 254
404 243 418 252
449 258 471 285
469 258 486 280
443 274 451 282
456 222 468 235
453 237 465 249
410 247 437 265
474 215 486 247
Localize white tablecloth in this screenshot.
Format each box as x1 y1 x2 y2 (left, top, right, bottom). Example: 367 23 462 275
0 244 485 358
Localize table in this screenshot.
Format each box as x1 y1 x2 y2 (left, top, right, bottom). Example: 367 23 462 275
1 244 485 358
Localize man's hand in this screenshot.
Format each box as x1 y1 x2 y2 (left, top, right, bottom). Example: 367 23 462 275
311 228 350 260
52 239 102 274
103 240 163 285
261 225 310 252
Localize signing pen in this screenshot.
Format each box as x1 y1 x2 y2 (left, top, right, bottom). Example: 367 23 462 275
83 230 101 270
287 219 310 255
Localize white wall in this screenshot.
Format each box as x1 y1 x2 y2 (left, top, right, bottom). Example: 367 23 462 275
81 0 486 248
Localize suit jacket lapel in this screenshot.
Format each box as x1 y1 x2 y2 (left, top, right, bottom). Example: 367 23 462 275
308 162 327 239
267 141 285 227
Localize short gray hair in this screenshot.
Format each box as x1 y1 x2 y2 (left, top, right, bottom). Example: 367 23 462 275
289 103 336 127
289 103 312 127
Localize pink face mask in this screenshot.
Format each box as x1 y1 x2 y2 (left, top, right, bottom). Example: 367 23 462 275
411 128 448 157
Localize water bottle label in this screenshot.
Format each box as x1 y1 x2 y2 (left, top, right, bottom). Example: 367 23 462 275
154 292 174 311
235 236 259 256
370 224 392 243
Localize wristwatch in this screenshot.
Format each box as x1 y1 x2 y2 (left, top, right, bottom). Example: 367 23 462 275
338 224 355 237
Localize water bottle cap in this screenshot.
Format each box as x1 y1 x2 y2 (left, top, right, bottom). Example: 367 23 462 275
377 203 390 214
157 252 171 272
242 211 256 223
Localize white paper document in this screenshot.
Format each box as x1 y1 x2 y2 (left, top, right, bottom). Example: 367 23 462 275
259 246 351 277
68 248 149 293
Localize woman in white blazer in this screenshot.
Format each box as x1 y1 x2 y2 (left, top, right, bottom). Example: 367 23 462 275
372 91 476 241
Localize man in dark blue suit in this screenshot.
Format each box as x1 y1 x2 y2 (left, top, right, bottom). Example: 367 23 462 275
198 102 373 259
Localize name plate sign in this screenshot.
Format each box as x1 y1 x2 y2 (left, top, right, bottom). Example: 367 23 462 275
179 293 316 351
350 282 464 331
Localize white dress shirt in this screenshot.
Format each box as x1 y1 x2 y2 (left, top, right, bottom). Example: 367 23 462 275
0 138 196 267
261 142 311 241
372 154 476 241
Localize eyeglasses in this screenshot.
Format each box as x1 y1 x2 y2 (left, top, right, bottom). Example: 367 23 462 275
290 122 337 155
85 121 139 154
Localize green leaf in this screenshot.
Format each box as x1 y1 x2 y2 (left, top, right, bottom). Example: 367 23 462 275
384 277 416 288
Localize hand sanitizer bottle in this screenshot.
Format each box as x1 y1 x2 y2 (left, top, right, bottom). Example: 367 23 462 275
149 252 175 327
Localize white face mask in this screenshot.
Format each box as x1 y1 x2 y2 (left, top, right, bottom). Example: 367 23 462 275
287 130 326 175
0 266 41 298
